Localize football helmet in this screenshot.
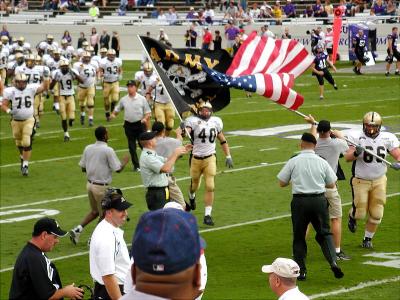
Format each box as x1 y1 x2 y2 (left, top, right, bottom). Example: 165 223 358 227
53 49 61 61
46 34 54 43
82 51 91 64
107 49 116 61
15 52 25 65
17 36 25 46
59 59 70 74
99 47 107 57
197 101 213 120
82 41 89 48
61 39 68 46
143 62 153 77
25 54 35 68
85 46 94 53
1 35 9 44
35 54 42 65
14 73 28 91
363 111 382 138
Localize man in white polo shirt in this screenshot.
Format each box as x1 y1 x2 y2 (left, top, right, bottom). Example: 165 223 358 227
262 257 309 300
90 188 132 300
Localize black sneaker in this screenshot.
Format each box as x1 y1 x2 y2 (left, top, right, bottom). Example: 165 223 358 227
184 201 191 212
348 215 357 233
88 119 94 127
69 228 81 245
105 112 111 122
353 67 358 74
298 270 307 281
80 115 85 125
64 135 70 142
203 215 214 226
334 84 338 90
189 195 196 210
362 237 373 249
331 263 344 279
21 165 29 176
336 251 351 261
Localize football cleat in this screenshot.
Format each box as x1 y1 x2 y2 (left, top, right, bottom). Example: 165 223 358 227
184 201 191 212
88 119 94 127
336 251 351 261
334 84 338 90
298 270 307 281
69 228 81 245
395 70 399 76
385 72 390 77
21 165 29 176
348 215 357 233
36 122 40 128
362 237 373 249
64 135 70 142
189 194 196 210
203 215 214 226
319 95 324 100
80 115 85 125
331 263 344 278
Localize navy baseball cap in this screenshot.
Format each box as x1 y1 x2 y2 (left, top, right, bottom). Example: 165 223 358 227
301 132 317 145
317 120 331 133
131 209 202 275
33 217 67 237
139 131 157 141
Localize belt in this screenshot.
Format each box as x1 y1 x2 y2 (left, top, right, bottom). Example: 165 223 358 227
88 180 108 186
104 80 118 84
193 154 214 160
293 193 324 198
12 119 27 122
147 186 168 190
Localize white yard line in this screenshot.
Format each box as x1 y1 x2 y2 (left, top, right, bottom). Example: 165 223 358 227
230 145 244 149
309 276 400 299
259 148 279 152
1 192 398 273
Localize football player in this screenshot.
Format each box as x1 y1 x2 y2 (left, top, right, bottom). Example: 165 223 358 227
311 44 338 100
75 40 89 59
60 38 75 61
352 29 368 75
33 55 50 128
134 61 157 104
6 50 25 81
99 49 122 121
0 42 9 85
1 72 50 175
344 112 400 249
73 51 98 127
50 60 84 141
385 27 400 76
12 36 31 54
46 49 63 114
91 47 106 67
185 101 233 226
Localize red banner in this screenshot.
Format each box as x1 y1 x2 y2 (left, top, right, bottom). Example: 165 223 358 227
332 8 342 64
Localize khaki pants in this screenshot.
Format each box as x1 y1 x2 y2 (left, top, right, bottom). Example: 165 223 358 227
103 81 119 105
87 182 108 216
154 102 175 130
77 86 95 107
11 117 35 147
325 187 342 218
349 176 387 224
34 93 44 120
59 95 75 120
190 155 217 193
168 175 185 208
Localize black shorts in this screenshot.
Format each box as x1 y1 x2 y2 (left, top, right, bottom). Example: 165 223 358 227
355 50 367 64
327 48 333 54
387 49 400 61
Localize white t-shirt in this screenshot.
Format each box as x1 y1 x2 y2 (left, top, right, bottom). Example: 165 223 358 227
100 57 122 82
89 219 131 285
52 69 77 96
279 286 309 300
316 137 349 173
73 62 97 88
346 130 399 180
186 115 223 157
3 84 40 120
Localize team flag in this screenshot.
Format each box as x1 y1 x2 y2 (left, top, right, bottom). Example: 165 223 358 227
202 65 304 110
227 31 314 78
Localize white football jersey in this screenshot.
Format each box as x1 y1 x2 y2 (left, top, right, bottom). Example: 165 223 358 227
33 65 50 83
73 62 97 88
134 70 157 96
38 41 59 54
8 62 25 72
52 69 77 96
186 115 223 157
3 84 40 120
100 58 122 82
0 48 9 69
46 58 62 72
60 46 75 61
346 130 399 180
91 55 102 66
15 66 42 85
152 81 170 104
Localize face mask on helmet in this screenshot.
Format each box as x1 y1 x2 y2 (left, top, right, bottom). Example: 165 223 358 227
15 79 27 91
16 57 25 65
363 112 382 138
61 66 69 75
198 107 212 120
107 54 115 61
26 59 35 68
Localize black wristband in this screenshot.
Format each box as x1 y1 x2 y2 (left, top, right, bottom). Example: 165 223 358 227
220 140 227 145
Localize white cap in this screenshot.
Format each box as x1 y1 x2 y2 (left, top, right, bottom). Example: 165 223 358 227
163 201 184 211
261 258 300 278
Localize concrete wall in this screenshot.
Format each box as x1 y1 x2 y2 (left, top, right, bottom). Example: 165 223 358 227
6 23 394 60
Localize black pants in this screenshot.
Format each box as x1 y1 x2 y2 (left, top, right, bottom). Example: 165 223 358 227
291 194 336 271
368 29 377 53
146 186 169 210
314 69 335 86
94 282 124 300
124 120 145 169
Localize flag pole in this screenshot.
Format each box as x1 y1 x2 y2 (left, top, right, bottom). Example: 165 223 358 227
288 108 394 168
136 35 192 142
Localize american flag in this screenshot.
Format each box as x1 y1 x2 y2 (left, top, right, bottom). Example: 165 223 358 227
227 31 314 78
202 66 304 110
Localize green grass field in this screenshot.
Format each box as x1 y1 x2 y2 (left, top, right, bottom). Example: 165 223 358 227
1 60 399 300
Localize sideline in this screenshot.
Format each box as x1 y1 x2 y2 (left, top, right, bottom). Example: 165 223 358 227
0 192 398 273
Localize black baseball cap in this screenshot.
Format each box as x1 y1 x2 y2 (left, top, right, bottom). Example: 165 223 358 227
317 120 331 133
152 121 165 133
32 218 67 237
139 131 157 141
126 80 139 87
301 132 317 145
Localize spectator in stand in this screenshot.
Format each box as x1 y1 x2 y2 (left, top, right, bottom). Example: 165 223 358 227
197 8 206 25
260 4 273 18
100 30 110 49
15 0 28 12
204 4 215 24
386 0 396 16
283 0 296 18
167 6 178 25
101 0 107 8
273 1 283 25
189 24 198 48
62 30 72 44
313 0 327 17
345 0 356 17
224 1 238 21
304 5 314 17
213 30 222 50
225 21 240 55
338 0 346 16
59 0 69 12
77 32 87 49
249 2 260 20
282 27 292 39
186 6 197 20
0 25 10 39
236 5 251 23
157 9 167 22
68 0 80 12
150 7 159 18
373 0 386 16
202 27 213 50
324 0 333 15
184 30 190 47
111 31 121 57
89 1 100 18
90 27 100 55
